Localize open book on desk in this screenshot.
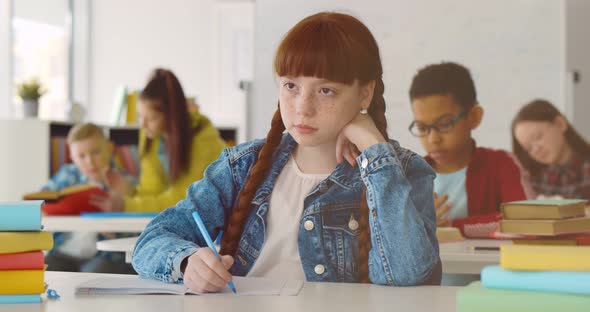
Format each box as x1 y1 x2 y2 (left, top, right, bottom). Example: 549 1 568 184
76 275 303 296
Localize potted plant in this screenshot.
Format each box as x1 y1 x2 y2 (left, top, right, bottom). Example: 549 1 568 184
17 77 45 117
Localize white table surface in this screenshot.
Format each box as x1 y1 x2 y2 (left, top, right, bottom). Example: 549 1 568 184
98 237 510 274
42 216 152 233
439 239 512 274
0 272 459 312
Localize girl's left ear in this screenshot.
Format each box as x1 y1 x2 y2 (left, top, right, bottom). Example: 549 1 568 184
553 115 569 133
360 80 376 110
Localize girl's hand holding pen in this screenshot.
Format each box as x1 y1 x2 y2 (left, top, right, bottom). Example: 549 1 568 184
182 248 235 293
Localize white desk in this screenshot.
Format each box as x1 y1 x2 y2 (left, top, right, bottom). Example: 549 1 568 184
439 239 512 274
2 271 459 312
42 216 152 233
96 237 139 263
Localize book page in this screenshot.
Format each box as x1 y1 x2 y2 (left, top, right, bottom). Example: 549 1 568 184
189 276 303 296
76 275 303 296
77 276 187 295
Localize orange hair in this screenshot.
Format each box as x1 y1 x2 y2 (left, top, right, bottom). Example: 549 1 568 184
220 12 388 283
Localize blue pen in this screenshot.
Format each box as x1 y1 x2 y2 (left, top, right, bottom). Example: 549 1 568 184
191 211 237 293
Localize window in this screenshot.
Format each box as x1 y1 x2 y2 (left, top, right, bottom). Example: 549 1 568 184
12 0 70 120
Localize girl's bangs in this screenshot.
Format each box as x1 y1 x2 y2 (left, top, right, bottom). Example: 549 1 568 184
274 21 365 84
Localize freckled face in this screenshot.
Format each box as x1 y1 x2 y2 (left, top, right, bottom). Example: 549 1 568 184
279 76 365 147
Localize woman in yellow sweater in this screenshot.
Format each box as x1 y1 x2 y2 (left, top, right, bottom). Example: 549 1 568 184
91 68 226 212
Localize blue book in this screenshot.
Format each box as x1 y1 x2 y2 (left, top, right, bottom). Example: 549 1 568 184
0 200 43 231
0 294 41 304
482 265 590 295
80 212 158 218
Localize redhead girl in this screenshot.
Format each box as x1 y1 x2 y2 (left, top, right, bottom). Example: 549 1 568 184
133 12 440 291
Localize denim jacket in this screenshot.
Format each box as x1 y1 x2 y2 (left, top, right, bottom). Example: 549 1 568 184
132 134 439 286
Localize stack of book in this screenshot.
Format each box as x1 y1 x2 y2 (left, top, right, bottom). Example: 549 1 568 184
0 201 54 304
499 199 590 244
457 244 590 311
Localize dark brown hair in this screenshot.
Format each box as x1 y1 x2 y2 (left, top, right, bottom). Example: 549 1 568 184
512 99 590 179
409 62 478 110
219 12 388 283
140 68 193 183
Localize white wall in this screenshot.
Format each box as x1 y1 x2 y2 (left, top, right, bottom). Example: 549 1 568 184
566 0 590 141
72 0 90 112
89 0 221 126
252 0 565 154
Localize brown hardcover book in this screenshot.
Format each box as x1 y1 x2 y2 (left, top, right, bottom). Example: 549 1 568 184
23 184 96 201
501 199 588 220
500 216 590 235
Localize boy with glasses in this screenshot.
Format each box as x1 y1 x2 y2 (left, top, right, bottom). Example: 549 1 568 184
408 62 533 233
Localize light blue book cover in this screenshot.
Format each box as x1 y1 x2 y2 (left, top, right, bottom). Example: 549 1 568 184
0 294 41 304
482 265 590 295
0 200 43 231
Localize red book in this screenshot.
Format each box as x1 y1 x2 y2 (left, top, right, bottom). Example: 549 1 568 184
41 187 107 215
0 251 44 270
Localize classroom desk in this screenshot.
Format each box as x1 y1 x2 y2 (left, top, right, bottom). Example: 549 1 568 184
99 237 510 275
2 271 460 312
96 237 139 263
42 216 152 233
439 239 512 274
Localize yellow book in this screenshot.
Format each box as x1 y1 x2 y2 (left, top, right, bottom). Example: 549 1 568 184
436 227 465 243
500 245 590 271
23 183 95 201
0 231 53 254
0 270 44 294
125 91 138 125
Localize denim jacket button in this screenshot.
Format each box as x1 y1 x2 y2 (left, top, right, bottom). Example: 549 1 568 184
361 158 368 169
314 264 325 275
303 220 314 231
348 219 359 231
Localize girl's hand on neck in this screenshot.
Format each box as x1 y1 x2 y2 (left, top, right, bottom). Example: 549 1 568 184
336 112 386 166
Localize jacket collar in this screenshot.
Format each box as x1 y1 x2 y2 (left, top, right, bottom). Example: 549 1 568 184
251 134 362 205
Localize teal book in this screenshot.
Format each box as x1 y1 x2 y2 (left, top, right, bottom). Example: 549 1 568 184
0 294 41 304
457 282 590 312
0 200 43 231
482 265 590 295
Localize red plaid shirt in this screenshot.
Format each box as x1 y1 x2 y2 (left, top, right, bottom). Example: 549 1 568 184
532 155 590 200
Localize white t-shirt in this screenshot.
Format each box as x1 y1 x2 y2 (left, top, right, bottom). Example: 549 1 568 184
247 156 328 280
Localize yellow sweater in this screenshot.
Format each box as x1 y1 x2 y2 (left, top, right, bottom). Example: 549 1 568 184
124 112 226 212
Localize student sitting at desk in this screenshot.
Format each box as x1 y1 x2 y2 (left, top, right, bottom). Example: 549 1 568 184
407 62 534 233
91 68 227 213
133 12 441 292
42 123 135 273
512 99 590 200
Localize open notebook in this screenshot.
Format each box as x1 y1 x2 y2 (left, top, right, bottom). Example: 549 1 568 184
76 275 303 296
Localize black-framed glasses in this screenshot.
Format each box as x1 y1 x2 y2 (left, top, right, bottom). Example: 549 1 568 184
408 111 467 137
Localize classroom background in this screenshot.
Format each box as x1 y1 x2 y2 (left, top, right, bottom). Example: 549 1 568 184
0 0 589 200
1 0 590 309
